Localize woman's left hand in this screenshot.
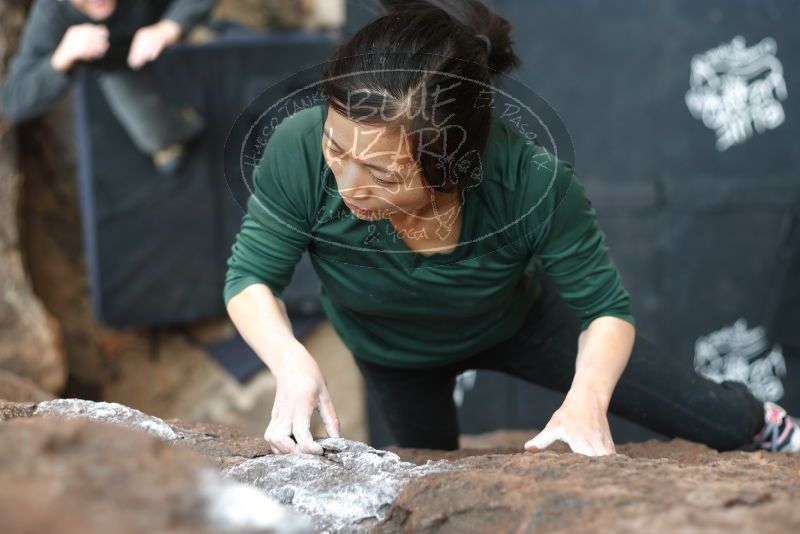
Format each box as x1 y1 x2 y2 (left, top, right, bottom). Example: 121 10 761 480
524 390 616 456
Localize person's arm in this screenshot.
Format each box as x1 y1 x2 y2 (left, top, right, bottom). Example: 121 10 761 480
573 317 635 412
1 0 72 124
161 0 217 36
515 150 636 456
126 0 216 70
223 120 339 455
226 282 340 456
525 314 634 454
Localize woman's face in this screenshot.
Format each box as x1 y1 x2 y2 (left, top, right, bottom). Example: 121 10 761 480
69 0 116 21
322 107 432 222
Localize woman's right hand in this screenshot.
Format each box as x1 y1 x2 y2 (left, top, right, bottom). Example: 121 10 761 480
264 339 341 455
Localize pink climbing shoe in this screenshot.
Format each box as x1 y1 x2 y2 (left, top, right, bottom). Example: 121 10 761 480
753 401 800 453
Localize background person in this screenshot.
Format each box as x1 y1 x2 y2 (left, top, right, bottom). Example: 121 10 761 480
0 0 216 174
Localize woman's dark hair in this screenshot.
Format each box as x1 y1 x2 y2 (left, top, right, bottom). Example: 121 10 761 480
320 0 521 194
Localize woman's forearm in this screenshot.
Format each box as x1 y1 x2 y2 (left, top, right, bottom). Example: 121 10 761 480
225 283 340 454
225 283 302 376
568 316 636 409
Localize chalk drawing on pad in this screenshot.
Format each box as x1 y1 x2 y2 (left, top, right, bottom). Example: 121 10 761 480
694 318 787 402
685 35 787 151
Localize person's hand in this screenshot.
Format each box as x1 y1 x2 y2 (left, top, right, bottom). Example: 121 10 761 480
127 20 182 70
264 340 341 455
524 390 616 456
51 23 109 72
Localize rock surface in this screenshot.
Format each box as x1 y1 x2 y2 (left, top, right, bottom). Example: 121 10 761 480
1 398 799 533
0 1 68 395
0 398 458 533
224 437 461 533
167 418 273 468
0 399 35 420
0 370 57 402
0 416 311 534
385 435 800 534
33 398 180 441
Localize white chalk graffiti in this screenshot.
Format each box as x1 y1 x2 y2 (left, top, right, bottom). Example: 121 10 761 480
685 35 787 151
453 369 478 408
694 318 786 402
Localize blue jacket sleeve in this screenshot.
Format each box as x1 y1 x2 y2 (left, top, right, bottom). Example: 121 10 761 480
161 0 217 35
0 0 72 124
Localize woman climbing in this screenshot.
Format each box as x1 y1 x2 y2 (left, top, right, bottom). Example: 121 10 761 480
223 0 799 456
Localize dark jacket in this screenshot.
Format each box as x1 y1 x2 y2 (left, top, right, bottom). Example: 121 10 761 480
0 0 216 124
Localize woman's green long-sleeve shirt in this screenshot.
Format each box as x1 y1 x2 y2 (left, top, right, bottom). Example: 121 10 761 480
224 103 635 368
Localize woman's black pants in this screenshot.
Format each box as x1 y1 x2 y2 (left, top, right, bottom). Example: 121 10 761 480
353 273 766 452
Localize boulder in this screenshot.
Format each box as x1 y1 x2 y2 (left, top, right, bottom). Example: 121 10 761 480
0 398 459 532
0 416 311 534
383 438 800 533
0 1 68 395
0 370 57 402
224 437 461 532
2 398 799 533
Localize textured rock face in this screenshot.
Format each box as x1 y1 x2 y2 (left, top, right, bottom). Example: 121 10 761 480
0 398 459 533
384 436 800 534
2 399 800 534
224 437 462 533
33 398 180 440
0 370 56 402
0 416 311 534
167 418 273 468
0 399 35 420
0 2 68 395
